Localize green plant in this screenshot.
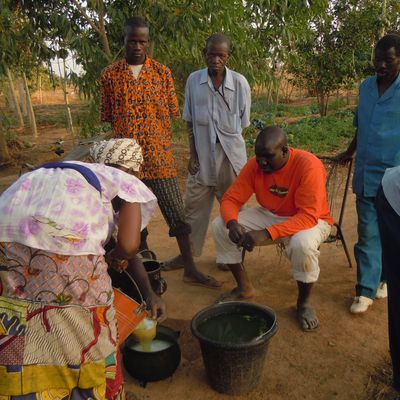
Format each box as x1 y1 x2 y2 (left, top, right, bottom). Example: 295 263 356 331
284 112 355 155
171 118 187 143
76 98 111 139
245 109 355 158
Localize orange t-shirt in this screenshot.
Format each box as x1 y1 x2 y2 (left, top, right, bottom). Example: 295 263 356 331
100 58 180 180
220 148 334 240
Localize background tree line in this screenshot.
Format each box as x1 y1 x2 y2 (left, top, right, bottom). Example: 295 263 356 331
0 0 399 162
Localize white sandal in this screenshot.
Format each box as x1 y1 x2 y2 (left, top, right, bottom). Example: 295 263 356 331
350 296 373 314
375 282 388 299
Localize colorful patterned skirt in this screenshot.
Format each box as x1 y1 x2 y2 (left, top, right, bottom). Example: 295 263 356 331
0 242 123 399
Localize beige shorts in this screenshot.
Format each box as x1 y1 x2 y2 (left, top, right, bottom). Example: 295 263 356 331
212 207 331 283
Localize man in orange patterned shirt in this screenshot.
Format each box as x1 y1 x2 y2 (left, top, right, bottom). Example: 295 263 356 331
100 16 221 289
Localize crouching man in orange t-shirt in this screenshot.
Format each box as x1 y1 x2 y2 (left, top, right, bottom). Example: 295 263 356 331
212 126 333 331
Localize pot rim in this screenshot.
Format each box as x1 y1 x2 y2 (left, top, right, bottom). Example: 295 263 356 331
191 300 278 348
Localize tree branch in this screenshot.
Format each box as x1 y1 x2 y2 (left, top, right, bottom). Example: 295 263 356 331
70 0 101 35
70 0 112 59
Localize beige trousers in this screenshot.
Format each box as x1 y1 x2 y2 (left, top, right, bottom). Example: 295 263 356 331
185 144 237 256
212 207 331 283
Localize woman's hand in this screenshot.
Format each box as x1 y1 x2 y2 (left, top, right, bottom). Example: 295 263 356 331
146 292 167 323
105 248 129 271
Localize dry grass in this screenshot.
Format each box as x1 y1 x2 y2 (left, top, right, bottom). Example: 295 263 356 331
364 357 399 400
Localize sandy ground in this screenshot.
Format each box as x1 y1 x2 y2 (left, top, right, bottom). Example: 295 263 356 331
0 118 397 400
124 190 391 400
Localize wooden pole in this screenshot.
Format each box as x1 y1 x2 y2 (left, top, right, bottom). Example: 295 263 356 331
18 77 28 117
22 72 38 138
62 58 75 144
38 73 43 104
5 66 24 129
0 125 11 164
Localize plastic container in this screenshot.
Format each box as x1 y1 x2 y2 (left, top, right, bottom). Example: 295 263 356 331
113 288 147 345
131 318 157 352
191 301 278 395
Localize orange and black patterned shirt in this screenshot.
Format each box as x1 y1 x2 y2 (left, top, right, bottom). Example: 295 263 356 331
100 58 180 179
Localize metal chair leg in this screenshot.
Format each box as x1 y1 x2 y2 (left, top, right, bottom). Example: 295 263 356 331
335 223 353 268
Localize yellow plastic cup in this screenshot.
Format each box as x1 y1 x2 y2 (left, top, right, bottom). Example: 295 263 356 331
132 318 157 352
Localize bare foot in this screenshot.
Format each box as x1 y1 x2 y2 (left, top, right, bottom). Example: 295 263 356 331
297 304 319 331
217 286 256 302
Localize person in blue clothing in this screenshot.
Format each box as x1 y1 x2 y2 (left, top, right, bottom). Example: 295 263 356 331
376 166 400 392
337 33 400 314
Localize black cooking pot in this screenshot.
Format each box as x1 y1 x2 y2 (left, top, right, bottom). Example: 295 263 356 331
108 259 167 303
123 325 181 385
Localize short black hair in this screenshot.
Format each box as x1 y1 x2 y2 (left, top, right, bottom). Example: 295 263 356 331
205 33 232 53
123 16 149 34
256 126 287 147
376 33 400 56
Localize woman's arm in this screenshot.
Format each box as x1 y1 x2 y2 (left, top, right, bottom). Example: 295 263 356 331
124 257 167 322
109 201 141 260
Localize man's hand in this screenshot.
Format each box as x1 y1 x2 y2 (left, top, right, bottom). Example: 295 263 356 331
146 292 167 323
238 229 271 252
227 220 247 244
188 155 200 175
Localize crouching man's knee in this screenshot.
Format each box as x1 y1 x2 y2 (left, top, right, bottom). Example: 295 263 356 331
286 233 321 283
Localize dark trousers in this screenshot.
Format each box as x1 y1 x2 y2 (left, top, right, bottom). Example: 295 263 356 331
376 186 400 387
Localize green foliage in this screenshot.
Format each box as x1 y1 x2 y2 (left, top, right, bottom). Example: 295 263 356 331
171 118 187 143
252 102 318 118
244 95 355 157
0 1 54 76
287 0 400 117
75 98 111 138
283 110 355 154
17 0 328 98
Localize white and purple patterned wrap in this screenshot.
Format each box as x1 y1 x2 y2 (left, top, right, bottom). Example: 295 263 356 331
0 161 157 255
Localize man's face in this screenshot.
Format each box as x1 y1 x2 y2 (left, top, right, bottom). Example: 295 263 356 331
204 42 230 74
374 46 400 83
124 26 150 65
255 141 288 174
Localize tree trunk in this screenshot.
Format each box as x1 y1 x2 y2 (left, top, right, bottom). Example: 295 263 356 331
71 0 112 60
273 69 285 107
273 78 281 108
62 58 75 144
5 66 24 129
324 93 329 116
149 41 155 58
98 12 112 59
0 127 11 164
22 72 38 138
266 80 272 104
38 73 43 104
379 0 387 38
317 91 328 117
18 77 28 117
